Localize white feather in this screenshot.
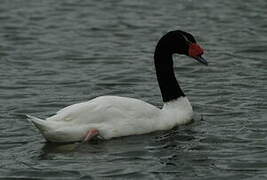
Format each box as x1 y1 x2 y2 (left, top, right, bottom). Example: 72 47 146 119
27 96 193 142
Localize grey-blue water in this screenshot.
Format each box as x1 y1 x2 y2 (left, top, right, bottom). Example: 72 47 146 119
0 0 266 179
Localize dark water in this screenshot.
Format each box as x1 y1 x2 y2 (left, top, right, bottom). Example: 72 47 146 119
0 0 266 179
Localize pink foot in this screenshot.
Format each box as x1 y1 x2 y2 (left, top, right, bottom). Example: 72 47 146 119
83 129 99 142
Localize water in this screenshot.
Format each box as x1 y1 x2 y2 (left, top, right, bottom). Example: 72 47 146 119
0 0 266 179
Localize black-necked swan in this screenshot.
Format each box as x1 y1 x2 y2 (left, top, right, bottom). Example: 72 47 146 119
27 30 207 143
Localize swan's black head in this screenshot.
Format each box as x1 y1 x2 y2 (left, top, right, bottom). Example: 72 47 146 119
155 30 208 65
154 30 207 102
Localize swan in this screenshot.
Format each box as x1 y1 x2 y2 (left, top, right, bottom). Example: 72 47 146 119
27 30 208 143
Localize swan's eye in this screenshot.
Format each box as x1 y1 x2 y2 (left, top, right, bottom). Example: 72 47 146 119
188 43 204 57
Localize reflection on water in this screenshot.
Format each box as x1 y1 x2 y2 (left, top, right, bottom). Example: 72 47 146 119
0 0 267 179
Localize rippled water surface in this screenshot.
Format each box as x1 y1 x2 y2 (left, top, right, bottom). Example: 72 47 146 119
0 0 266 179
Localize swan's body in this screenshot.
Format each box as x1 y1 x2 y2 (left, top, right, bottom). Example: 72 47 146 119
28 30 207 142
28 96 193 142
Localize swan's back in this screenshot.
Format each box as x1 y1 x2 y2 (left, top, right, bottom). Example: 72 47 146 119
48 96 160 125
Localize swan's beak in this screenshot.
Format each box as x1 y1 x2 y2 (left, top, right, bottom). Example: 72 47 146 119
193 55 208 66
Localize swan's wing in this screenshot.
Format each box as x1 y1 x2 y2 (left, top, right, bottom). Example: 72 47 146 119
46 96 160 124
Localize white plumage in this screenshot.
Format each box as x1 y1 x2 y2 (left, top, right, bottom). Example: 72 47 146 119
27 96 193 142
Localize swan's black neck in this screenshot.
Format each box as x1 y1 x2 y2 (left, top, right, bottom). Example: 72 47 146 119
154 37 185 102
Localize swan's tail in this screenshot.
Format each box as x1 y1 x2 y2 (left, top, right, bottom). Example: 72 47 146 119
26 114 52 132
